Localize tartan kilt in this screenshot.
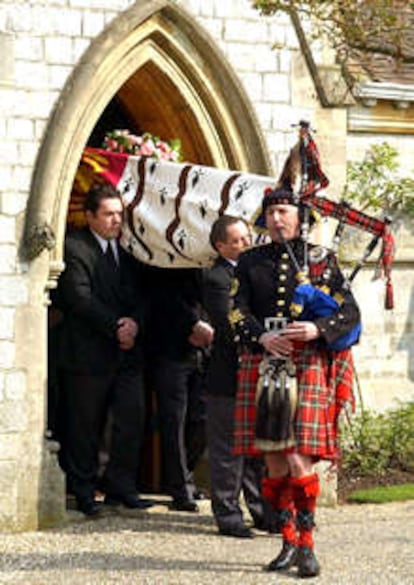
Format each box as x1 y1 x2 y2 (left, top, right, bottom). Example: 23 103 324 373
232 352 263 456
232 346 355 460
294 344 355 460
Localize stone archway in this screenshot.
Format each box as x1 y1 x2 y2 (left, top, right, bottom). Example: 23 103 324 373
22 0 271 526
25 0 271 282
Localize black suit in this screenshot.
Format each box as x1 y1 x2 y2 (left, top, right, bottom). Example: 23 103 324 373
55 227 146 501
204 257 270 531
144 267 208 502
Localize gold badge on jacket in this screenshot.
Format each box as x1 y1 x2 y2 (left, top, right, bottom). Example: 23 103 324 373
229 277 239 297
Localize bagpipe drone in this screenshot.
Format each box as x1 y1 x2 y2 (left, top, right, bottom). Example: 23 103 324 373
269 120 395 350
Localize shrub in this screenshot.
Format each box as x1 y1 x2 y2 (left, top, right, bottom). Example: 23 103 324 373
339 401 414 478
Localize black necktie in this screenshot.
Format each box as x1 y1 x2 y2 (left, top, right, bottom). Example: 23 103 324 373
105 241 119 273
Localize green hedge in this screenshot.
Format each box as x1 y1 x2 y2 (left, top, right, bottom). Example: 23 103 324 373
340 401 414 478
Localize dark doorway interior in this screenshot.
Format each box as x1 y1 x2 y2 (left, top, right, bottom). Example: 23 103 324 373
87 96 141 149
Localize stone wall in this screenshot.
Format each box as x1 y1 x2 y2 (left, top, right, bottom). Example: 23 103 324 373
351 239 414 413
0 0 134 532
346 131 414 412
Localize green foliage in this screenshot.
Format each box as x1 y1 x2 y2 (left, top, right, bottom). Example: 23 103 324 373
343 142 414 218
251 1 414 79
386 401 414 471
340 401 414 478
252 0 414 62
347 483 414 504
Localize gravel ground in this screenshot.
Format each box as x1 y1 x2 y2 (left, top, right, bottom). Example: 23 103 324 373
0 497 413 585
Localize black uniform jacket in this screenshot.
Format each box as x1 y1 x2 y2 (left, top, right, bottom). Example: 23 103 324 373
203 256 238 397
143 266 205 361
230 239 361 351
55 228 145 374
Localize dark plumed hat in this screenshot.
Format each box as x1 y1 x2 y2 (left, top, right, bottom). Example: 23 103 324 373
261 186 300 213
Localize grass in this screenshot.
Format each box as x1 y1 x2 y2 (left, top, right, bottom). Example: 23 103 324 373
347 483 414 504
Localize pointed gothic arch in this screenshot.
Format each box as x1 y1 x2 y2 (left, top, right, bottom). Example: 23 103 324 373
25 0 271 285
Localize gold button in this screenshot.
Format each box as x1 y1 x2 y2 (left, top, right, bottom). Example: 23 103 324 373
276 312 284 317
280 263 288 270
282 253 289 259
277 300 286 306
279 274 287 281
278 286 286 293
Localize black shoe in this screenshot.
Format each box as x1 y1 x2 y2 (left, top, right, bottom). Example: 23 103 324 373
219 524 253 538
297 546 320 578
265 541 298 572
194 490 207 501
266 522 281 534
76 497 101 516
253 519 280 534
104 493 153 509
171 498 199 512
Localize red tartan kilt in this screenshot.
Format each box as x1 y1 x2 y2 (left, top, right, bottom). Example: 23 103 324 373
232 352 263 456
232 347 355 460
293 346 354 460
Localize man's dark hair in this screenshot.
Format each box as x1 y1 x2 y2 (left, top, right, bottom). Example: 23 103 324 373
84 183 122 214
209 215 248 251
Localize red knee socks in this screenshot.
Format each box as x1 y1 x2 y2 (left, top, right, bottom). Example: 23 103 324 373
291 473 320 549
262 476 297 545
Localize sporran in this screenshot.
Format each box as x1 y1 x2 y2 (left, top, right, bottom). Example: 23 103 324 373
255 356 297 451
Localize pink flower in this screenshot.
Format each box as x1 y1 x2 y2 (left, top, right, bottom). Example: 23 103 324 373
158 142 168 153
128 134 142 146
102 130 182 161
139 139 155 157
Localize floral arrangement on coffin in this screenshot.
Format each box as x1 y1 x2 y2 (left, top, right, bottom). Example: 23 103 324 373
102 129 182 162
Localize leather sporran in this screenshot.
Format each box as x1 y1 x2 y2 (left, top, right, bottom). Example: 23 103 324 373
255 356 297 449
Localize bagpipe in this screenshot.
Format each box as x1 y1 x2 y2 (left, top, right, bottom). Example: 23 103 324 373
273 121 395 349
